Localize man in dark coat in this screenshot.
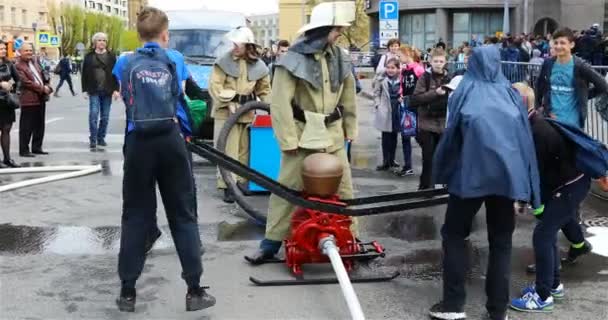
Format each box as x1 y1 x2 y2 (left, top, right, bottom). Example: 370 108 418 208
54 55 76 97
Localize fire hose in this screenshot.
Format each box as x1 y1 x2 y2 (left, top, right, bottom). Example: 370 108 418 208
320 236 365 320
193 102 450 319
190 101 449 222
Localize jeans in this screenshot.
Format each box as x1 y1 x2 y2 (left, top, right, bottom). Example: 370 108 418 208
416 129 442 189
118 126 203 289
88 94 112 144
534 176 591 300
380 132 412 169
442 194 515 318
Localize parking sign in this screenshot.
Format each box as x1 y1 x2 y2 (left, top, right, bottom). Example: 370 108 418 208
379 0 399 47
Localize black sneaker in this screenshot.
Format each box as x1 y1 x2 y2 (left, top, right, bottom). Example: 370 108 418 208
429 302 466 320
244 249 279 265
116 287 136 312
390 161 400 168
396 168 414 177
98 140 107 147
563 240 593 264
186 286 216 311
89 142 97 150
376 164 390 171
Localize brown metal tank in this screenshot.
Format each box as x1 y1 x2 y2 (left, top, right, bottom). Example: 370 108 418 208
301 153 343 198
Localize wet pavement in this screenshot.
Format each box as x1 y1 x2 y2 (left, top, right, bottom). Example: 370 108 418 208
1 79 607 319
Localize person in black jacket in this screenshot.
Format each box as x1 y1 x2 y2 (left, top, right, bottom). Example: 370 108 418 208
510 108 592 313
0 40 20 168
54 55 76 97
535 28 608 129
81 32 119 150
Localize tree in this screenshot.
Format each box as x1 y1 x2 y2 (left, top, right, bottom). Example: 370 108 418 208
338 0 370 50
120 30 142 52
49 4 126 56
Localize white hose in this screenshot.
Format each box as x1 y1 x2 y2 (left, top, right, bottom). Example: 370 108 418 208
0 165 102 193
0 165 102 174
320 236 365 320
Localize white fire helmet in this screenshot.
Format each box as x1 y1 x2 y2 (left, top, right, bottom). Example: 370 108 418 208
297 1 356 35
225 26 256 45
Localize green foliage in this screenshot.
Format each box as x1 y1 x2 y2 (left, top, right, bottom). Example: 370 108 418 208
50 4 127 55
120 30 142 52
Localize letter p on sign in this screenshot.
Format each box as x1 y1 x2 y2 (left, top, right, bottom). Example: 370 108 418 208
380 1 399 20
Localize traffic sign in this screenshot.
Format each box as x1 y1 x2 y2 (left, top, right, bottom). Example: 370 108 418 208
36 32 50 47
379 0 399 20
49 35 61 47
379 0 399 48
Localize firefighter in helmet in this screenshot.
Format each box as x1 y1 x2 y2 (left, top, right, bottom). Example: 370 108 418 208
245 1 358 263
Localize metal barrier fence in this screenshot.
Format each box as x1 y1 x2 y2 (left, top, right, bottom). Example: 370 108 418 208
449 61 608 146
354 55 607 144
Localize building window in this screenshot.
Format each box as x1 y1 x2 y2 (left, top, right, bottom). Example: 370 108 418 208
399 13 436 50
22 9 27 26
114 8 119 15
97 3 103 10
452 13 470 47
38 12 46 24
106 5 111 13
10 7 16 25
122 1 127 7
0 6 4 24
115 0 119 4
452 11 503 47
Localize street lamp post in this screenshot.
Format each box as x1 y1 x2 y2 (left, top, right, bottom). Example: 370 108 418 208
523 0 529 34
503 0 510 35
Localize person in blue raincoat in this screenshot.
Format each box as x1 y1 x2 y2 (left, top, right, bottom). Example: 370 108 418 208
428 46 541 320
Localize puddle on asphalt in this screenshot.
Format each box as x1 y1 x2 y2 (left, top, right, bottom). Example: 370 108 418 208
365 214 439 242
216 220 265 242
377 244 608 282
0 224 173 255
381 242 484 281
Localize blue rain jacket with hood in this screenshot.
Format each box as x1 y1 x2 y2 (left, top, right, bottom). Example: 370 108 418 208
432 46 541 208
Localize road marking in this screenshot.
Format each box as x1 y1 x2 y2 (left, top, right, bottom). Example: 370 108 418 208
14 117 64 133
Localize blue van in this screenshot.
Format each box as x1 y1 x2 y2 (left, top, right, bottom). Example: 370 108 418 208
167 10 247 140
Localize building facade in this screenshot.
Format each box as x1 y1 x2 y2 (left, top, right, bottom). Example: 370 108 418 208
278 0 312 43
248 12 279 48
128 0 147 29
83 0 128 25
366 0 606 49
0 0 52 42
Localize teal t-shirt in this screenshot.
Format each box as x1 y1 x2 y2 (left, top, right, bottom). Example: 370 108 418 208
550 57 579 127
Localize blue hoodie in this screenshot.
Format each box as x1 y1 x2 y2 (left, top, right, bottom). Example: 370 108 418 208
432 46 541 208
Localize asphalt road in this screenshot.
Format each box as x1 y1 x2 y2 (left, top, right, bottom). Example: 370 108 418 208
0 76 607 320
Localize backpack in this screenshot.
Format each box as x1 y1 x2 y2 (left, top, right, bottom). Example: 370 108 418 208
121 48 179 136
547 119 608 179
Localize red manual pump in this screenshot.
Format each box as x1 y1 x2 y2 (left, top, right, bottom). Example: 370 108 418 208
283 154 385 277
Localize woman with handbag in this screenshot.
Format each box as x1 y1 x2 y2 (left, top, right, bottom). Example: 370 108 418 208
0 40 21 168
